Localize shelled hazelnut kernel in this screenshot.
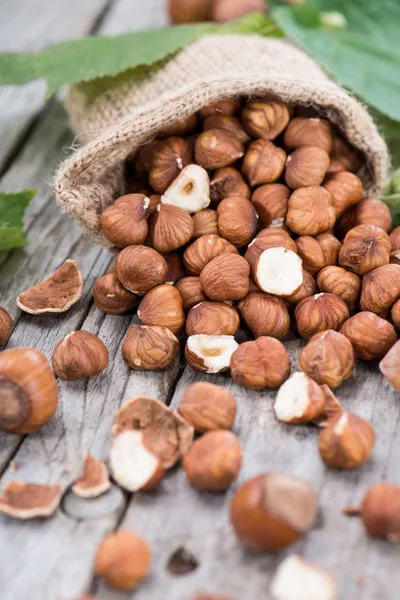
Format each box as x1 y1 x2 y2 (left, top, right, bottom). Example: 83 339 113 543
339 224 391 275
137 284 185 334
339 198 392 238
122 324 179 371
93 271 138 315
323 171 363 215
285 146 330 189
52 331 109 380
185 334 239 374
186 302 240 336
161 164 210 213
209 167 250 206
230 337 291 390
183 234 238 275
238 291 290 339
283 270 317 305
360 483 400 541
296 236 327 276
274 372 326 424
195 129 244 170
390 226 400 250
0 307 12 347
178 381 236 433
379 340 400 391
253 247 303 296
318 412 375 470
115 245 168 295
391 298 400 329
242 140 286 187
148 204 194 252
251 184 290 227
149 137 191 193
99 194 150 248
316 266 361 309
203 114 250 144
295 293 349 340
175 277 207 312
340 312 397 361
217 196 258 248
299 330 354 389
360 263 400 315
286 186 336 236
200 253 250 301
242 101 290 140
284 117 333 152
199 99 241 119
244 229 297 269
192 209 218 238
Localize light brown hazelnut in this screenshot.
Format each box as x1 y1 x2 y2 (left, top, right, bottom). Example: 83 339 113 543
379 340 400 391
122 324 179 371
238 291 290 339
199 99 241 119
360 483 400 541
360 263 400 315
295 293 349 340
284 117 333 152
286 186 336 236
254 247 303 296
185 334 239 373
285 146 330 189
138 284 185 334
211 0 266 22
327 158 346 174
161 164 210 213
316 385 345 428
115 245 168 295
230 473 317 552
163 251 185 285
52 331 109 380
296 236 327 276
210 167 250 207
217 196 258 247
0 347 58 434
99 194 150 248
0 481 62 519
148 204 194 253
270 555 338 600
95 530 151 590
339 198 393 238
186 301 240 336
391 249 400 265
158 113 198 137
339 224 391 275
242 101 290 140
178 381 236 433
149 137 191 193
192 209 218 238
195 129 244 170
251 183 290 227
323 171 363 215
299 330 355 388
331 135 361 172
175 276 207 312
391 298 400 329
318 412 375 470
93 271 138 315
200 254 250 301
242 140 286 187
244 228 297 269
274 372 327 424
183 430 242 492
203 114 250 144
183 234 238 275
315 232 341 266
340 311 397 360
283 270 317 305
0 307 12 347
390 226 400 250
316 266 361 309
230 337 291 390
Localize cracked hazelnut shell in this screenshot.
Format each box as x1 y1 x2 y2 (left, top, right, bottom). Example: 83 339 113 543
93 271 138 315
122 324 179 371
217 195 258 248
99 194 149 248
0 481 62 519
115 245 168 295
178 381 236 433
138 284 185 334
186 301 239 336
242 139 286 187
299 330 355 388
183 234 238 275
230 337 291 390
285 146 330 189
286 186 336 236
295 293 349 340
149 204 194 252
52 331 109 380
339 224 391 275
200 253 250 301
195 129 244 170
316 266 361 309
238 290 290 339
242 101 290 140
72 452 111 499
340 311 397 361
318 412 375 470
0 307 12 347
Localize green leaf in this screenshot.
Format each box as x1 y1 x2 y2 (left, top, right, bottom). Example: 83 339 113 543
0 13 278 97
272 0 400 121
0 190 36 251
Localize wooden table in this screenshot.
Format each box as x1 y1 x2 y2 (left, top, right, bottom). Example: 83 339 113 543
0 1 400 598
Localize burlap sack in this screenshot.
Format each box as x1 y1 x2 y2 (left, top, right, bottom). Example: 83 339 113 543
55 34 389 250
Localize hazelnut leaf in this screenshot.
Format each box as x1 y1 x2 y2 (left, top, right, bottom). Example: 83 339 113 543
0 189 36 251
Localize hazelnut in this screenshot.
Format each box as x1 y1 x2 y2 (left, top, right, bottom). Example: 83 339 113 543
251 184 290 228
339 224 391 275
115 245 167 295
340 311 397 360
161 164 210 213
238 291 290 339
242 139 286 187
331 134 361 172
163 251 185 285
315 232 341 265
52 331 109 380
183 430 242 492
148 204 194 253
217 196 258 248
286 186 336 236
231 337 291 390
138 284 185 334
186 301 240 336
185 334 239 373
0 347 58 433
203 114 250 144
200 254 250 301
195 129 244 170
299 330 355 388
318 412 375 470
242 101 290 140
95 530 151 590
295 293 349 340
149 137 191 193
211 0 266 22
327 157 346 174
254 247 303 296
0 481 62 519
391 249 400 265
122 324 179 371
99 194 149 248
148 194 161 214
17 259 83 315
323 171 363 215
274 372 326 424
183 234 238 275
391 297 400 329
390 226 400 250
93 271 138 314
316 385 345 428
210 167 250 207
244 228 296 269
199 99 241 119
230 473 317 552
72 452 111 499
360 263 400 315
284 117 333 152
175 276 207 311
296 235 327 276
283 269 317 305
316 266 361 309
178 381 236 433
339 198 393 237
360 483 400 541
134 141 159 178
110 430 165 492
379 340 400 391
270 555 338 600
192 209 218 238
158 113 197 137
0 307 12 347
285 146 330 189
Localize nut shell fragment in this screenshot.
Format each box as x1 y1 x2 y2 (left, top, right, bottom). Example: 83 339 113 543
72 452 111 499
0 480 62 519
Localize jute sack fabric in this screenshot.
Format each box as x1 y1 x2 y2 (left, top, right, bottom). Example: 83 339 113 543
55 34 389 251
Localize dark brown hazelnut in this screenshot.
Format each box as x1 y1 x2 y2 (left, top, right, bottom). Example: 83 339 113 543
148 204 194 253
